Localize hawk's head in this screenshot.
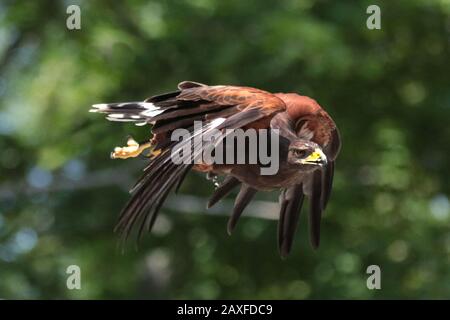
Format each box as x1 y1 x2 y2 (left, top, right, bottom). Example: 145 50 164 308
287 140 327 170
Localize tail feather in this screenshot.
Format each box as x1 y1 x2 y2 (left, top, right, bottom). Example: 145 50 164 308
90 102 163 123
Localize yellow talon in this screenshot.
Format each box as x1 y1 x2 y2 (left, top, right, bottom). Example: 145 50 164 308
151 149 162 158
111 137 152 159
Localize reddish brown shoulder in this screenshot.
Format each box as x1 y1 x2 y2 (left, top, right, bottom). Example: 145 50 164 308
275 93 339 151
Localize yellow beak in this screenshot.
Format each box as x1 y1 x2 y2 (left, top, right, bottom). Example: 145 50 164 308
299 148 327 166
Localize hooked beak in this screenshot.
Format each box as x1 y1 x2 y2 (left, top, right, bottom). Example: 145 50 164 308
298 148 327 166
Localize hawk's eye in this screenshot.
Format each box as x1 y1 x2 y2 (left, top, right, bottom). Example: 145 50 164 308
294 149 307 158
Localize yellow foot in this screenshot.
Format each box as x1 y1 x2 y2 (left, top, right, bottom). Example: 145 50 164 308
111 137 152 159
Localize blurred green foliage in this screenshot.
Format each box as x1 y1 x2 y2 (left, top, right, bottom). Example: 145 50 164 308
0 0 449 299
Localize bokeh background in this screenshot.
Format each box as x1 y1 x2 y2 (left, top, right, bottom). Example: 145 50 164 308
1 0 449 299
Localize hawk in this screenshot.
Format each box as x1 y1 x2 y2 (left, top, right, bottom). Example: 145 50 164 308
90 81 341 257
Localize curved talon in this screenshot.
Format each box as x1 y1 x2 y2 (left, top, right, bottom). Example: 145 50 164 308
111 137 152 159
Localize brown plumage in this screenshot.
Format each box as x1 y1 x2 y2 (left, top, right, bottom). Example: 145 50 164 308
90 81 341 257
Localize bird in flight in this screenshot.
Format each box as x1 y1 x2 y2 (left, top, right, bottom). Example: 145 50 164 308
90 81 341 257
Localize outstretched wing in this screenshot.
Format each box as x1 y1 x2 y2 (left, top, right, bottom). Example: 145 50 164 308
148 81 286 149
98 81 286 240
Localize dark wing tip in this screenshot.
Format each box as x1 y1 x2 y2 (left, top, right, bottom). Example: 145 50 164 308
280 241 292 259
277 185 305 257
310 229 320 249
207 176 241 209
320 161 335 211
226 222 234 236
227 184 257 235
309 169 323 250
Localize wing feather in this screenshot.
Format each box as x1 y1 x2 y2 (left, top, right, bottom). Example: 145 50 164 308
115 119 225 240
227 184 257 235
278 185 305 257
321 161 334 211
308 169 323 249
207 176 241 208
